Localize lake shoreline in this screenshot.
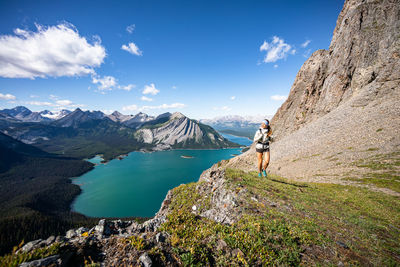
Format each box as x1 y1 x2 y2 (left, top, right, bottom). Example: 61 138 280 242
70 134 251 218
71 148 244 218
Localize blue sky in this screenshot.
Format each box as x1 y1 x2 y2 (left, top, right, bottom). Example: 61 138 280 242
0 0 344 119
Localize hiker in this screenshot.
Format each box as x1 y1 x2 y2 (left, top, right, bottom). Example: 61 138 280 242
254 119 272 177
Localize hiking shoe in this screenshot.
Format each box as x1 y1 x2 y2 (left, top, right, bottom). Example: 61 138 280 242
258 172 262 178
262 170 267 177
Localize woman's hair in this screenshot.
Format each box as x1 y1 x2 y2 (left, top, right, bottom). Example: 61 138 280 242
265 119 272 136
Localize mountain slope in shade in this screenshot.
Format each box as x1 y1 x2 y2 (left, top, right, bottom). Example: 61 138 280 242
0 132 50 172
52 108 106 128
0 133 96 255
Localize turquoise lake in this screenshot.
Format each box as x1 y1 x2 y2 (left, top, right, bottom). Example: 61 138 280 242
71 134 252 218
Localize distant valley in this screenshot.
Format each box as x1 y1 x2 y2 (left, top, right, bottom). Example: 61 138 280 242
200 115 270 139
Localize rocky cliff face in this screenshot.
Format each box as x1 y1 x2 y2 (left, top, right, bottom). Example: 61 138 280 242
272 0 400 138
228 0 400 187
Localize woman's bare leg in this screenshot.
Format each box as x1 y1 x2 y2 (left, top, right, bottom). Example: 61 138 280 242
257 152 263 173
263 151 270 171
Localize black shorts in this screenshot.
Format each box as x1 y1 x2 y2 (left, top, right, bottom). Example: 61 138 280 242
256 143 270 153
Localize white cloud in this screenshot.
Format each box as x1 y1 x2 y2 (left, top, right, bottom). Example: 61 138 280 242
101 109 113 115
260 41 269 51
56 99 73 106
271 95 287 101
30 94 39 98
303 49 312 58
122 104 138 112
0 93 16 100
0 22 106 79
172 85 177 89
230 96 236 100
141 96 153 102
92 75 117 91
26 101 52 106
126 24 136 34
25 97 84 109
121 42 142 56
122 102 186 112
119 84 135 91
142 103 185 110
301 40 311 48
91 75 135 92
142 83 159 95
213 106 232 111
273 64 278 68
260 36 294 63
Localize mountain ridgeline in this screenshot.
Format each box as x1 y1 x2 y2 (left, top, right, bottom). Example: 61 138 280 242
0 107 239 160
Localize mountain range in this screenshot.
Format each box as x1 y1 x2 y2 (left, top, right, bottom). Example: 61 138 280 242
200 115 271 139
0 106 239 160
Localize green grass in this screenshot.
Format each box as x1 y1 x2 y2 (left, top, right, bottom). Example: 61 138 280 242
160 168 400 265
351 152 400 192
225 169 400 266
0 242 60 267
160 182 308 266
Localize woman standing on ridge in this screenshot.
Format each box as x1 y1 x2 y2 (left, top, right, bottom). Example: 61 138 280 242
254 119 272 178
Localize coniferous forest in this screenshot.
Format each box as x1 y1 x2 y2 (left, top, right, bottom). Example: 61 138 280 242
0 133 148 255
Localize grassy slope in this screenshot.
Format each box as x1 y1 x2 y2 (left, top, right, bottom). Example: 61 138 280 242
347 151 400 193
1 166 398 265
159 168 400 266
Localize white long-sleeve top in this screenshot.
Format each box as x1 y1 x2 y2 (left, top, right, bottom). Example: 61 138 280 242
253 128 270 144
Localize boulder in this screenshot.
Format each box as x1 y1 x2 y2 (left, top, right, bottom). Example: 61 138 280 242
19 255 60 267
20 239 42 253
139 252 152 267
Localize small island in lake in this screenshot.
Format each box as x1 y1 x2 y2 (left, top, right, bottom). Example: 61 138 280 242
181 155 195 159
118 154 129 160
